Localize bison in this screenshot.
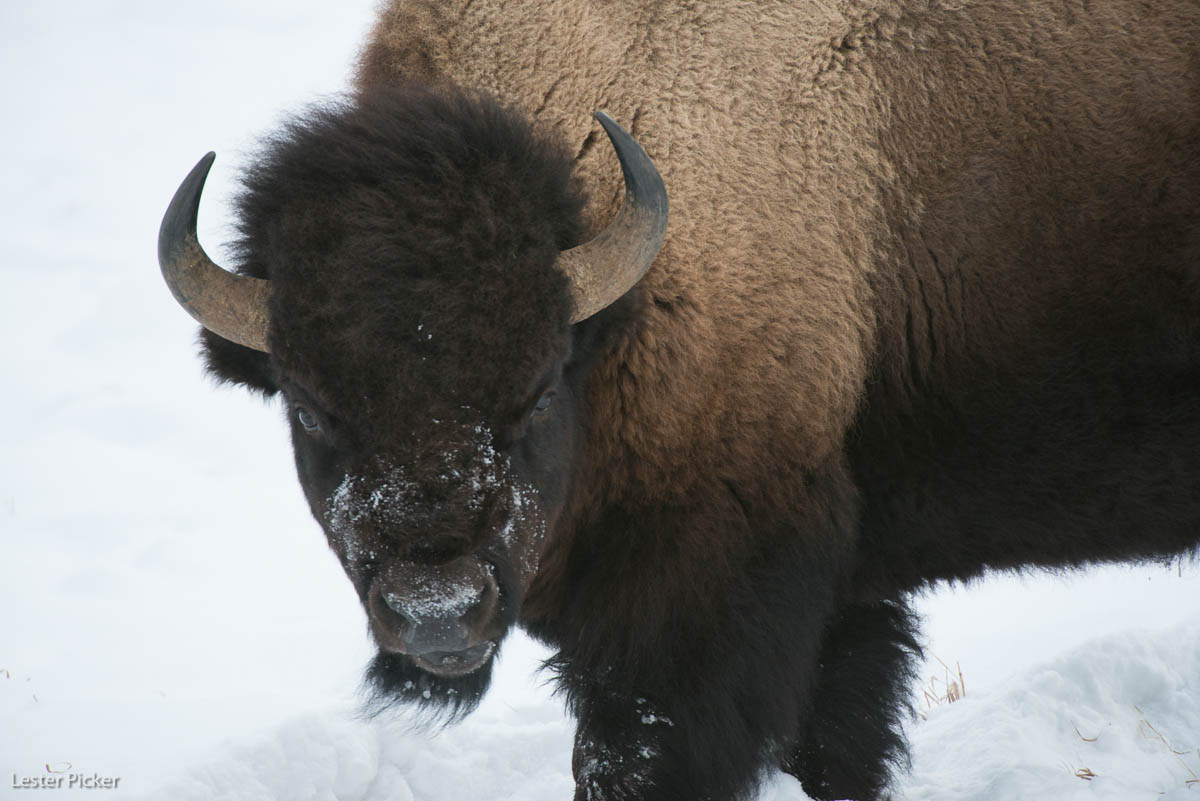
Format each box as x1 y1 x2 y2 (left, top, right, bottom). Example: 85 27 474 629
157 1 1200 799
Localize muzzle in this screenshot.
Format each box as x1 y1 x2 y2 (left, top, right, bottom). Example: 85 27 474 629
366 556 503 676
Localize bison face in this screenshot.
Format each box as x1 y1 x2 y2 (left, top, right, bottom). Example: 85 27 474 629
264 237 588 714
281 370 579 683
159 85 665 715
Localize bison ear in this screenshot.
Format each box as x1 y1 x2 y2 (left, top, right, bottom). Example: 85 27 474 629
199 327 278 396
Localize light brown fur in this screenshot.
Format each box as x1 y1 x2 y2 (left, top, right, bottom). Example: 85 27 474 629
355 0 1200 525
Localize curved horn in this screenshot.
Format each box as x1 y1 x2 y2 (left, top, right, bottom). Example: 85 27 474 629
559 112 669 323
158 152 271 353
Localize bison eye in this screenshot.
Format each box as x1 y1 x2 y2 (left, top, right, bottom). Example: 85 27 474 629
296 406 320 433
533 392 555 415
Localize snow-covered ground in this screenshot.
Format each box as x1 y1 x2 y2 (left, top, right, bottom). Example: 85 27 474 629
2 3 1198 800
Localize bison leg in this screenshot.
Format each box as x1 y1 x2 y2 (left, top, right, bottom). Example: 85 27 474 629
782 600 921 801
564 665 819 801
539 470 863 800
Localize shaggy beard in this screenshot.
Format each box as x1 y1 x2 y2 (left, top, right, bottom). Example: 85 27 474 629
361 643 501 725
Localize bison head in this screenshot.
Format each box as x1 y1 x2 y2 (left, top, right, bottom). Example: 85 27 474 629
158 85 666 715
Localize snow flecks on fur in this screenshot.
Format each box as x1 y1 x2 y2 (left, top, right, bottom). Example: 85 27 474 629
573 699 680 800
575 736 659 801
639 712 674 727
635 697 675 729
503 481 547 581
326 468 410 568
465 422 502 509
323 419 545 580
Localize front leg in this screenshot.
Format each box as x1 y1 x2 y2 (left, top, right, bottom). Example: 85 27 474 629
783 600 922 801
571 696 685 801
556 545 841 801
538 466 860 800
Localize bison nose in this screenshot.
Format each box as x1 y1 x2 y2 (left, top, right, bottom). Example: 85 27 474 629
368 555 500 658
384 595 472 654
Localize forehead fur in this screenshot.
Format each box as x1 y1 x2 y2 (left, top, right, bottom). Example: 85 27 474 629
233 84 585 435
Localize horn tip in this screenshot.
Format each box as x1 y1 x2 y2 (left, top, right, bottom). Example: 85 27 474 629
159 152 219 263
191 151 218 187
592 111 623 142
588 112 668 221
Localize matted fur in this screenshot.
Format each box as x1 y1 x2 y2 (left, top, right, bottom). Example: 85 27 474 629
191 1 1200 799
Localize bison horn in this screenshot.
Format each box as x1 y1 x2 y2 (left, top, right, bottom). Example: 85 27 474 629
158 152 272 353
559 112 669 323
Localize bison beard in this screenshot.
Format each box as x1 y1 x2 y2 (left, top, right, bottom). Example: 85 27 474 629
364 645 500 723
159 1 1200 798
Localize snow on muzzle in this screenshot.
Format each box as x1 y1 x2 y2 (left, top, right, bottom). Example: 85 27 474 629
367 556 502 675
323 433 545 675
324 461 505 674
